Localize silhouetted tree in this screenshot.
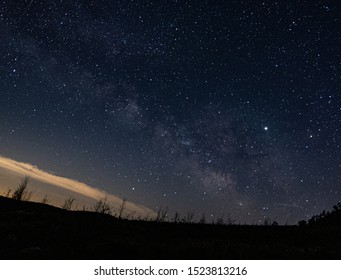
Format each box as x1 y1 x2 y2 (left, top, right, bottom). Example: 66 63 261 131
308 201 341 225
333 202 341 212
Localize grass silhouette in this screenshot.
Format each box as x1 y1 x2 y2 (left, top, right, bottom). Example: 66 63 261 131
11 176 32 201
92 197 112 215
1 176 341 259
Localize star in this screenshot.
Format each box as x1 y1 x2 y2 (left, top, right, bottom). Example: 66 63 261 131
0 0 339 225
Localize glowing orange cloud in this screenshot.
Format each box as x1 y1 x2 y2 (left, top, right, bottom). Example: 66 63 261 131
0 156 155 218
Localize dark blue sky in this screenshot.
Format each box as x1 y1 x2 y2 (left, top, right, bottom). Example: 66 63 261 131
1 0 340 223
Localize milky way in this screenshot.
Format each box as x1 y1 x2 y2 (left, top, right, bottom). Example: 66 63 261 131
1 0 340 223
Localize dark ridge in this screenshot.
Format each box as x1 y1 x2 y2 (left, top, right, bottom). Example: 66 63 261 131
1 196 341 259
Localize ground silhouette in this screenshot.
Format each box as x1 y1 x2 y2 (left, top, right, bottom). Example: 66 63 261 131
0 196 340 259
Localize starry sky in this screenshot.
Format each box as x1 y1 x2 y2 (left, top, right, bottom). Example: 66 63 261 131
1 0 340 224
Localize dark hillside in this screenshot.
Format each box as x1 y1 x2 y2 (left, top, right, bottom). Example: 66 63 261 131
1 196 341 259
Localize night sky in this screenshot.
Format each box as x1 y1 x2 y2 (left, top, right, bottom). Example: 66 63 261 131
1 0 340 224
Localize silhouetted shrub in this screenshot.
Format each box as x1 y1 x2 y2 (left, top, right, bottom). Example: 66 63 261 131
199 212 206 224
92 197 112 215
298 220 307 226
182 211 194 223
41 194 49 204
11 176 32 201
3 188 12 198
61 197 76 210
215 215 225 225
